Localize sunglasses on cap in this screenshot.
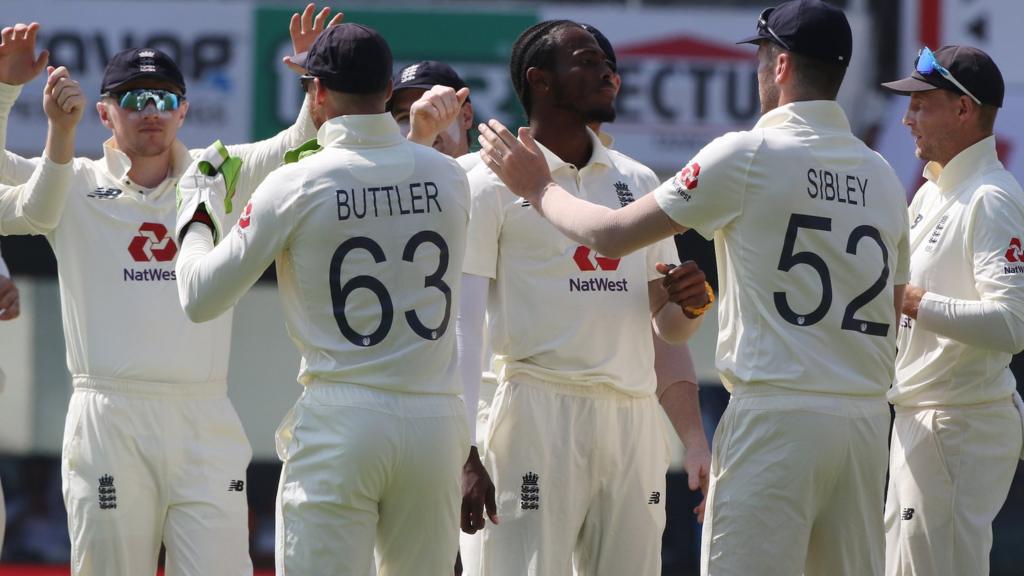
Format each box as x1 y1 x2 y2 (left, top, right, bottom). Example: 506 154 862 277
300 75 316 92
106 89 183 112
757 7 792 51
916 46 981 105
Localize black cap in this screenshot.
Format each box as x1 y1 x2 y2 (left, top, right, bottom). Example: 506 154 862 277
101 48 186 95
393 61 468 94
881 45 1004 108
300 24 392 94
580 23 617 71
738 0 852 67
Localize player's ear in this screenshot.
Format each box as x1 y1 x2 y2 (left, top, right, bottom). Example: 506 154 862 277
774 51 791 85
526 67 551 94
176 99 189 127
459 101 474 131
96 100 113 129
384 78 393 103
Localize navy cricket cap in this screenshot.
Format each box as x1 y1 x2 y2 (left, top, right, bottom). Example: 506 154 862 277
580 23 617 72
101 48 186 95
301 24 393 94
738 0 852 67
393 61 468 94
881 45 1004 108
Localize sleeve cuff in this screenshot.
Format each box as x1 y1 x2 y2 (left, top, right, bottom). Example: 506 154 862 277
0 82 22 108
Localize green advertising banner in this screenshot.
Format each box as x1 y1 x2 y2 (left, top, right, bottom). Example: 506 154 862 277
252 7 538 140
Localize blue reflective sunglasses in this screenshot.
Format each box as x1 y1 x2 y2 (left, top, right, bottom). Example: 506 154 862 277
107 89 183 112
915 47 981 105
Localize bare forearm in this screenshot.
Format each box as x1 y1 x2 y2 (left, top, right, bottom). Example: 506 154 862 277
653 302 703 343
659 380 708 451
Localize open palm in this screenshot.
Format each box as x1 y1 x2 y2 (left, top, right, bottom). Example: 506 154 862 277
0 23 49 86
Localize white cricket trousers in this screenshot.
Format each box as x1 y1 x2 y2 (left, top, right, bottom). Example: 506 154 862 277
61 377 253 576
466 376 670 576
701 389 890 576
275 381 468 576
885 398 1023 576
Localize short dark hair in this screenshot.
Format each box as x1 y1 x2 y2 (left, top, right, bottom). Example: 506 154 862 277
764 42 846 101
978 104 998 133
509 20 582 118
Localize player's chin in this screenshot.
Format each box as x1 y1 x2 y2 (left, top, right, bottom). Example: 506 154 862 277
585 104 617 125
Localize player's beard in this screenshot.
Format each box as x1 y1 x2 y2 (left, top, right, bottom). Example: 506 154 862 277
552 81 617 125
758 71 781 115
585 103 617 124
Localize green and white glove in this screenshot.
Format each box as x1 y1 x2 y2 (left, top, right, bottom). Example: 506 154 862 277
175 140 242 245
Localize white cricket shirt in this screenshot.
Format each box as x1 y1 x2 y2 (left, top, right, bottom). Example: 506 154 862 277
0 82 314 392
178 114 470 395
654 101 910 397
464 128 676 396
891 136 1024 407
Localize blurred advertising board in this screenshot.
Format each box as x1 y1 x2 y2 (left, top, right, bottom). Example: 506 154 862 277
1 0 252 158
875 0 1024 196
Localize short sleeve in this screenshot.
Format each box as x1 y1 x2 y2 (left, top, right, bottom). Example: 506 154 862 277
463 167 505 278
969 185 1024 316
652 131 757 240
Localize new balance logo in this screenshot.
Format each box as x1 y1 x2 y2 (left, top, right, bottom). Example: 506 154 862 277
648 491 661 505
228 480 245 492
614 181 635 207
87 187 123 200
98 474 117 510
901 507 915 521
520 472 540 511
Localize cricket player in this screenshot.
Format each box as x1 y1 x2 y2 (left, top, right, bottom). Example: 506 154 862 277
390 61 475 161
175 23 472 576
0 60 84 560
457 20 708 576
0 7 336 574
881 45 1024 576
477 2 910 574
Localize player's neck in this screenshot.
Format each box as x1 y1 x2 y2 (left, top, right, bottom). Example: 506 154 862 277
529 115 593 169
125 149 175 189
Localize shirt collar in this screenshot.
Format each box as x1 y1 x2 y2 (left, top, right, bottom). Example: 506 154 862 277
102 137 192 184
317 113 403 149
922 135 1000 191
753 100 852 133
533 126 614 173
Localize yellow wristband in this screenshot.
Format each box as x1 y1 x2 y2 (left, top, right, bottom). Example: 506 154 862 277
683 281 715 317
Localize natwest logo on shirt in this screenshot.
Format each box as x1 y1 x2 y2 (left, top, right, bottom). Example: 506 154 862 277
573 246 620 271
671 161 700 202
238 201 253 230
570 246 629 293
128 222 178 262
1005 237 1024 274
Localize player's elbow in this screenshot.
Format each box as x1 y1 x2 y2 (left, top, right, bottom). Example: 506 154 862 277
181 296 221 324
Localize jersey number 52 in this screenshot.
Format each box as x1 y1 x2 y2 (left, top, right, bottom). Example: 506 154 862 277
773 213 891 337
329 231 451 347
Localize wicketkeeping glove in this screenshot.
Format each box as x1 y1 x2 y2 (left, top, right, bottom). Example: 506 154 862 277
175 140 242 245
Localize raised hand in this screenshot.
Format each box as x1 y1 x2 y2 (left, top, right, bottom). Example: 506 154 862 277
478 120 553 203
0 22 49 86
408 85 470 151
283 3 345 74
43 66 84 130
